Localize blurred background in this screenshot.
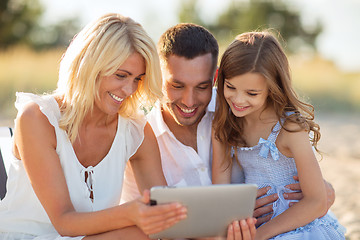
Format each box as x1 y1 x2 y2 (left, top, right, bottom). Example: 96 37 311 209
0 0 359 238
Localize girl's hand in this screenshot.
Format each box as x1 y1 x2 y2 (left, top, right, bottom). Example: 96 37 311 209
227 218 257 240
128 190 187 235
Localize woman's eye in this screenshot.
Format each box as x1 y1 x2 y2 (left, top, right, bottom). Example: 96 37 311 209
248 92 258 96
116 74 126 79
172 85 183 89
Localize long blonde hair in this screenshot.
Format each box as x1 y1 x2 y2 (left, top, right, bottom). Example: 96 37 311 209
55 13 162 143
213 31 320 167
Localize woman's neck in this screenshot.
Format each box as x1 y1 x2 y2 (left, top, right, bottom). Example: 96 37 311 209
82 108 118 129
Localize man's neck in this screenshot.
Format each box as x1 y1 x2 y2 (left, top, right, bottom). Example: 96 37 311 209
161 108 201 152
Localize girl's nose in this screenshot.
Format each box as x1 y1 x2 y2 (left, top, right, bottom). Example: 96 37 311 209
234 93 245 104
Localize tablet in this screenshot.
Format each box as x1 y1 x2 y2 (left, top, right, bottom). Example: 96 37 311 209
149 184 257 239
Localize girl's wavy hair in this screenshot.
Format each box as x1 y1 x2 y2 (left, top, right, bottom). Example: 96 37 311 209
55 13 162 143
213 31 321 168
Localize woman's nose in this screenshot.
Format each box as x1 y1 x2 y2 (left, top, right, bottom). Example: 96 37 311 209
122 80 138 96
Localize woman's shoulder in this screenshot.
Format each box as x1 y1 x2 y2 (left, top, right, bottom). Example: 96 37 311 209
15 92 61 128
119 110 147 130
16 100 55 134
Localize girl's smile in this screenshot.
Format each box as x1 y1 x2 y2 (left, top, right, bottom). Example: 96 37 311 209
224 72 269 119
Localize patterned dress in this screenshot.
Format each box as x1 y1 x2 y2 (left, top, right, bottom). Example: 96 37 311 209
233 120 346 239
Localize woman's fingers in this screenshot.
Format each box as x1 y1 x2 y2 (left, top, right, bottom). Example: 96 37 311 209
141 214 185 235
134 193 187 235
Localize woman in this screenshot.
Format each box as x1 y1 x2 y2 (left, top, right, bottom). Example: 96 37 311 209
0 13 186 239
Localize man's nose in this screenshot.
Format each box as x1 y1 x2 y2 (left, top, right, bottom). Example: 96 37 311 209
181 88 195 107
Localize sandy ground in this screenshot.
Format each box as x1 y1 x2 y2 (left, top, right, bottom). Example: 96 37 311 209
1 112 359 239
316 113 360 240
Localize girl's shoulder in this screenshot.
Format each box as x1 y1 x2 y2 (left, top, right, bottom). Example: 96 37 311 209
276 120 309 157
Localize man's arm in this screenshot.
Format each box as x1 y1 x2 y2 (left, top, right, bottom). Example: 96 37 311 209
284 176 335 215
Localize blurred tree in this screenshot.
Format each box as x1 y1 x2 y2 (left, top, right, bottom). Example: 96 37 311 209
178 0 322 53
29 17 81 49
0 0 43 48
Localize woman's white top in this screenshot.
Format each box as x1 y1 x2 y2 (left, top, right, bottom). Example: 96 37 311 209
0 92 146 239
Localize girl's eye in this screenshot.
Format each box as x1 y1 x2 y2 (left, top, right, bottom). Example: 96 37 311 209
225 84 235 90
248 92 258 96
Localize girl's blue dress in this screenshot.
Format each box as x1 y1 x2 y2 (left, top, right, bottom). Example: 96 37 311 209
233 120 346 239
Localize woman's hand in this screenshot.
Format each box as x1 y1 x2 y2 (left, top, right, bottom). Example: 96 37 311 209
227 218 257 240
127 190 187 235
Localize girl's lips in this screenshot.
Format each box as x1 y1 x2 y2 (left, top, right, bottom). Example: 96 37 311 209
232 103 249 112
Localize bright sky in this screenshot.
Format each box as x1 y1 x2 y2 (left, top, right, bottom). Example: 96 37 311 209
39 0 360 72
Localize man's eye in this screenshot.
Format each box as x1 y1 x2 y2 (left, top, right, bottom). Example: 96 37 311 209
172 85 183 89
197 85 210 90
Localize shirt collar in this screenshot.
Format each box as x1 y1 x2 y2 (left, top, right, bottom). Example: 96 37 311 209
147 101 213 138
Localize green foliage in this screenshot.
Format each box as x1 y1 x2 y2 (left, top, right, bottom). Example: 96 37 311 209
178 0 322 53
0 0 43 48
0 0 80 50
29 17 81 49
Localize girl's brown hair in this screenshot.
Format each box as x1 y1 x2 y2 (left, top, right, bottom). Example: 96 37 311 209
213 31 320 168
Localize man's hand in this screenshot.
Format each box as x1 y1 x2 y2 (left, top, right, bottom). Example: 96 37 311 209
253 187 278 227
284 176 335 213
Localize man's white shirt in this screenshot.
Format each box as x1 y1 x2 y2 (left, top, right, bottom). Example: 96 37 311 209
120 88 244 203
121 103 213 203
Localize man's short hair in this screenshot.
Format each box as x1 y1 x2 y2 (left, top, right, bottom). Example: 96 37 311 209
158 23 219 70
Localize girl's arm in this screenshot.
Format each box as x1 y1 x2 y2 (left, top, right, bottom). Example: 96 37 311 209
211 128 232 184
15 104 186 237
255 126 327 240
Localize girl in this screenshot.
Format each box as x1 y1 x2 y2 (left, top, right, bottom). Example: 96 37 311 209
212 31 345 239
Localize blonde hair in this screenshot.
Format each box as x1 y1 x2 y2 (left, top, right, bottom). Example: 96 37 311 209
213 31 321 167
55 13 162 143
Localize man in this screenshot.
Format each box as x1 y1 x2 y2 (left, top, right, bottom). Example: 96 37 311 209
121 23 334 238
